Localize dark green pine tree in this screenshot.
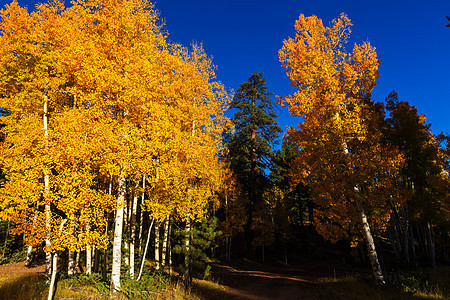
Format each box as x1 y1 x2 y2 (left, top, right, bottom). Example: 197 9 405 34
224 72 281 252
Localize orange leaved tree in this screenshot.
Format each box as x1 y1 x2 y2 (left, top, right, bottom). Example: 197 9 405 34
279 13 405 284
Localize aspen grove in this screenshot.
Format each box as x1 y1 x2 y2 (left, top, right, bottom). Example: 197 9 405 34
0 0 230 294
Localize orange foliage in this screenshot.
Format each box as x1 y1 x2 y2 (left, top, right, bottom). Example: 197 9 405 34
279 13 406 245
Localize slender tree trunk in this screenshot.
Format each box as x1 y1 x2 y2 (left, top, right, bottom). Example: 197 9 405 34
123 192 129 270
86 244 92 275
47 219 66 300
373 227 384 269
168 220 173 276
426 222 437 268
75 251 80 273
184 217 191 286
110 173 126 292
93 245 99 273
138 175 146 253
355 191 385 285
102 247 107 282
161 216 169 269
137 219 154 281
47 252 58 300
68 251 75 276
43 94 52 281
154 220 160 270
129 184 138 279
103 180 112 282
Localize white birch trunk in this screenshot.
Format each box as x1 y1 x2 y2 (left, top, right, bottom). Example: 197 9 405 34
339 118 384 284
154 220 160 270
184 216 191 286
47 252 58 300
168 220 173 275
68 251 75 276
355 190 385 284
129 184 138 279
161 216 169 268
43 93 52 280
137 219 154 281
138 174 146 252
47 219 66 300
86 245 92 275
25 245 33 267
110 174 126 292
123 193 129 270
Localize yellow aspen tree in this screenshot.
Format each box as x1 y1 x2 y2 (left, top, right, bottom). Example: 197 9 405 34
0 0 76 280
279 13 405 284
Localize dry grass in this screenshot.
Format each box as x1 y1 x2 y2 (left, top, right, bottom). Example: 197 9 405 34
0 273 47 300
320 267 450 300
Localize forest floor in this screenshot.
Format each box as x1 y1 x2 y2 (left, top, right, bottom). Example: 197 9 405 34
0 259 447 299
0 260 44 279
205 260 338 299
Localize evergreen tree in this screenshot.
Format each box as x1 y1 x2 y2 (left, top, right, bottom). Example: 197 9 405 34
224 72 281 253
226 72 281 198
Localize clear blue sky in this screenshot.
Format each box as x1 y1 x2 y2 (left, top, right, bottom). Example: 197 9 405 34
7 0 450 138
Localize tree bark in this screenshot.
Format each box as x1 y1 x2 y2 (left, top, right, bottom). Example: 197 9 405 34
47 252 58 300
129 183 139 278
93 245 99 273
184 217 191 286
355 191 385 285
47 219 66 300
168 220 173 276
154 220 160 270
123 192 129 270
44 96 52 281
68 251 75 276
25 245 34 267
110 173 126 292
138 174 146 253
86 244 92 275
161 216 170 268
137 219 154 281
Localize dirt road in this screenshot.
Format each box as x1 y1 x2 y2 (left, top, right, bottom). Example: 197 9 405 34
211 261 343 299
